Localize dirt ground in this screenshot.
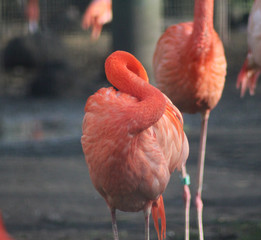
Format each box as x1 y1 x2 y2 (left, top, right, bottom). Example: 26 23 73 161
0 30 261 240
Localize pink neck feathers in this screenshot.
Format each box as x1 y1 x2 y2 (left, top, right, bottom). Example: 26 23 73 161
192 0 214 49
105 51 166 133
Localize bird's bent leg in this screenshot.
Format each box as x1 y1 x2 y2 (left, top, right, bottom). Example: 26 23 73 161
181 165 191 240
196 110 210 240
110 208 119 240
144 205 152 240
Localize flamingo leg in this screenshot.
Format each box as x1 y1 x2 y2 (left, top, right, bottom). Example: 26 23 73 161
181 165 191 240
28 21 39 33
144 206 151 240
196 110 210 240
110 208 119 240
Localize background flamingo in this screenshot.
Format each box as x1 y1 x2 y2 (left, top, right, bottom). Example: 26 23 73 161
153 0 227 239
25 0 40 33
82 0 112 40
0 213 14 240
81 51 189 240
237 0 261 97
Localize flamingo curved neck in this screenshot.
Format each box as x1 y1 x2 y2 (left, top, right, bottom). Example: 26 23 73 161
105 51 166 133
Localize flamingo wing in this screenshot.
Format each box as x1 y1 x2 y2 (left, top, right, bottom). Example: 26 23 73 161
153 22 226 113
81 87 188 212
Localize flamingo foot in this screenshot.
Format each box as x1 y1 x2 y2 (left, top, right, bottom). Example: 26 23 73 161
195 193 204 240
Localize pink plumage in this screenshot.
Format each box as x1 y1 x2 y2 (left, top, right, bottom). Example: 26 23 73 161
0 213 14 240
153 0 227 239
25 0 39 22
237 0 261 97
25 0 39 33
81 51 189 240
82 0 112 40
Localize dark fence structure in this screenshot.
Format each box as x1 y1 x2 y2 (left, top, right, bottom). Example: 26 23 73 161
0 0 253 97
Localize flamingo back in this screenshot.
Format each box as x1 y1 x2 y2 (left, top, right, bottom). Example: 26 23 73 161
81 86 188 212
153 22 226 114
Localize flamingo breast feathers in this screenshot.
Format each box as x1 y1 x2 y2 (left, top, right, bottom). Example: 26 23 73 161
81 87 188 211
153 21 226 113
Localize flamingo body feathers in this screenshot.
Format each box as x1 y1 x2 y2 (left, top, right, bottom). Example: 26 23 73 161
82 86 188 212
153 1 226 239
237 0 261 97
81 51 189 239
153 21 226 114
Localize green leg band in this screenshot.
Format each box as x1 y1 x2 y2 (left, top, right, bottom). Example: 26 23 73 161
180 174 190 186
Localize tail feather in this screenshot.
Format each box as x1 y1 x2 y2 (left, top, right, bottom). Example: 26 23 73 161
237 58 260 97
152 195 166 240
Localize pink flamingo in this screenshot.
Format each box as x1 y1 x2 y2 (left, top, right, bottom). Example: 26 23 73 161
25 0 40 33
81 51 189 240
237 0 261 97
153 0 227 239
82 0 112 40
0 213 14 240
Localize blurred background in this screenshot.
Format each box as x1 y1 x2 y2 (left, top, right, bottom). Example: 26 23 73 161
0 0 261 239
